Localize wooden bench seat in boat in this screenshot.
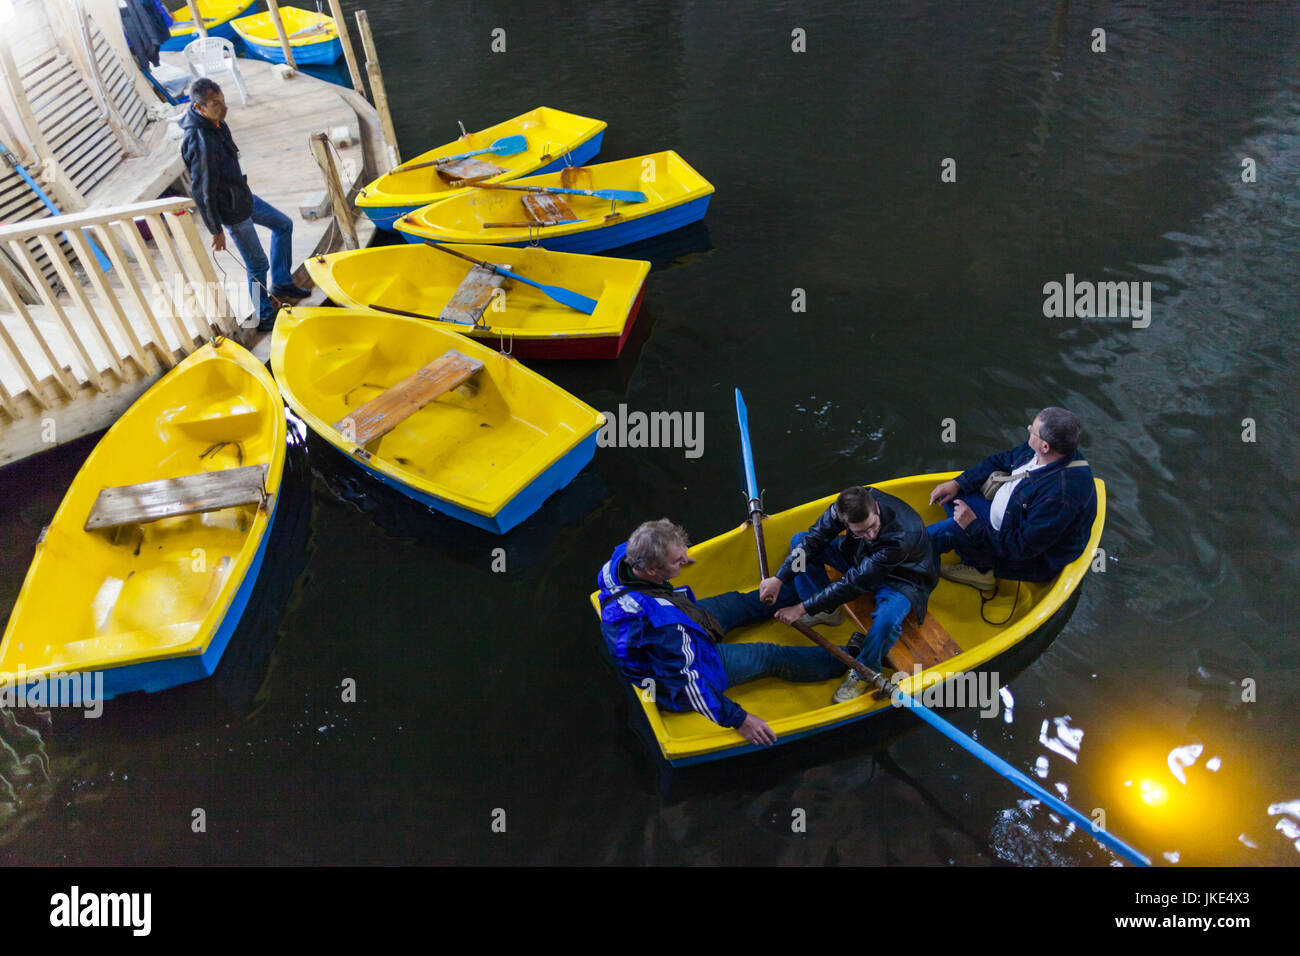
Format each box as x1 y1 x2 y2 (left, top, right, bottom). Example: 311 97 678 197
521 192 577 224
435 157 506 182
441 264 509 326
332 349 485 447
84 464 270 531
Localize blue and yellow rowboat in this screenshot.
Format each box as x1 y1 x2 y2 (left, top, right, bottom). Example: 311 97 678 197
270 307 605 534
590 472 1106 766
0 340 286 702
161 0 257 51
356 108 607 232
232 6 344 65
395 151 715 255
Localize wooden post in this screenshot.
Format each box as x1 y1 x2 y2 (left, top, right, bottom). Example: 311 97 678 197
355 10 400 169
327 0 366 94
309 133 359 250
185 0 208 39
264 0 298 70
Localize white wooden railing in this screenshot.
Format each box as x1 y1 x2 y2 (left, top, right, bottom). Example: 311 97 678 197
0 197 242 421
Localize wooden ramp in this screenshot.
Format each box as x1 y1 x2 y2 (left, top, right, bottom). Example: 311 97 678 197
85 463 269 530
333 349 484 447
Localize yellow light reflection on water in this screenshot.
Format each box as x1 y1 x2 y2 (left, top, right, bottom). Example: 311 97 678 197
1138 779 1168 807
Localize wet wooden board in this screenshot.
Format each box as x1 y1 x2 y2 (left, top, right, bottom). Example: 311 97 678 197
827 566 964 673
85 464 268 530
441 264 508 326
333 349 483 447
522 192 576 224
435 157 505 182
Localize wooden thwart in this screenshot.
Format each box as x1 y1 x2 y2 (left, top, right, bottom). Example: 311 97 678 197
333 349 484 447
522 192 576 224
85 464 268 530
827 567 964 672
441 263 508 326
435 157 505 182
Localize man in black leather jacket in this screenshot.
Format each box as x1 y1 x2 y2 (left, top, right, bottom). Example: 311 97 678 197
758 485 938 703
179 78 309 331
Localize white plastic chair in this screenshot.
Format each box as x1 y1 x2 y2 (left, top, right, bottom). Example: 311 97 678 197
183 37 248 105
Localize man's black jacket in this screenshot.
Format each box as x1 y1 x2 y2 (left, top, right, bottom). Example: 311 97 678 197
180 106 253 235
775 487 939 624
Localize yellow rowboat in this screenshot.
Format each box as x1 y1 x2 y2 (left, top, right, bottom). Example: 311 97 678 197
270 307 605 533
591 472 1106 766
395 151 715 255
0 340 286 702
356 108 607 231
305 243 651 360
161 0 257 51
232 6 343 65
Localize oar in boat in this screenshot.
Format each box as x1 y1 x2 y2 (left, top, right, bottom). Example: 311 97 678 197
455 181 649 204
732 387 1151 867
366 303 475 326
387 136 528 176
423 241 597 315
481 219 584 229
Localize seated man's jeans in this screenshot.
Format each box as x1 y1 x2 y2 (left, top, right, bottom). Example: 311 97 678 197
698 584 848 688
787 530 911 671
226 194 294 321
926 494 996 572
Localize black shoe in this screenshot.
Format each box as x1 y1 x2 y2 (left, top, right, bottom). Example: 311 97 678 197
846 631 867 658
271 283 312 301
257 315 276 332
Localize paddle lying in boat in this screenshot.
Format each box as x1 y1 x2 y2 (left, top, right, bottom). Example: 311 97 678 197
396 151 714 254
459 181 648 204
305 243 650 359
162 0 257 50
0 339 286 701
733 388 1147 866
425 241 597 314
386 136 530 176
355 108 606 231
270 307 605 532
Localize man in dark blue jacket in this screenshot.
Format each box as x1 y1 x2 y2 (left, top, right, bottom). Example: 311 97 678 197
927 406 1096 589
760 485 938 703
179 78 309 332
598 519 856 748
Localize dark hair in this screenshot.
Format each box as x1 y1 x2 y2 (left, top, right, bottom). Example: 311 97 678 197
190 78 223 107
1036 406 1082 455
835 486 878 524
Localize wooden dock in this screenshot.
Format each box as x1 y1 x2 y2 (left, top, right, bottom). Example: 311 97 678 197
0 40 385 466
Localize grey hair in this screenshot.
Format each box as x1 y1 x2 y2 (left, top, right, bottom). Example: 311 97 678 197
1035 406 1082 455
626 518 690 571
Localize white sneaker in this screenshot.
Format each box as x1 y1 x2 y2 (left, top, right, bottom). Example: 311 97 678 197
798 607 844 627
832 669 869 704
939 563 996 590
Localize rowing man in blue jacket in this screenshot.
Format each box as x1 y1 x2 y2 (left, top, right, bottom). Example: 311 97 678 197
598 519 857 747
927 406 1096 589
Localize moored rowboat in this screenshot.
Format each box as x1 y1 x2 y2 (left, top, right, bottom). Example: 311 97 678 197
396 151 715 254
0 340 286 701
231 5 343 65
357 108 607 232
270 307 605 533
590 472 1106 766
161 0 257 51
305 243 651 360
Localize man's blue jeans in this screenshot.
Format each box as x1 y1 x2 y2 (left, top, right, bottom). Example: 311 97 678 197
788 531 911 671
926 494 996 572
226 194 293 321
698 586 848 688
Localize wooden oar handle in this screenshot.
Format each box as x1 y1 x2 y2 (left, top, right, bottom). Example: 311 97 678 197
791 619 893 694
423 240 486 269
482 220 574 228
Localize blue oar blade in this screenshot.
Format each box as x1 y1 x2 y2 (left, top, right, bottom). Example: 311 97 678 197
492 267 597 315
898 689 1150 866
735 388 760 502
489 134 527 156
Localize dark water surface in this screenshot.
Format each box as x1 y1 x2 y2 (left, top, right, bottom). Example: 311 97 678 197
2 1 1298 865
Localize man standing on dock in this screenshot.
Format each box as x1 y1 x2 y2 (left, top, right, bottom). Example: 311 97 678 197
180 78 310 332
